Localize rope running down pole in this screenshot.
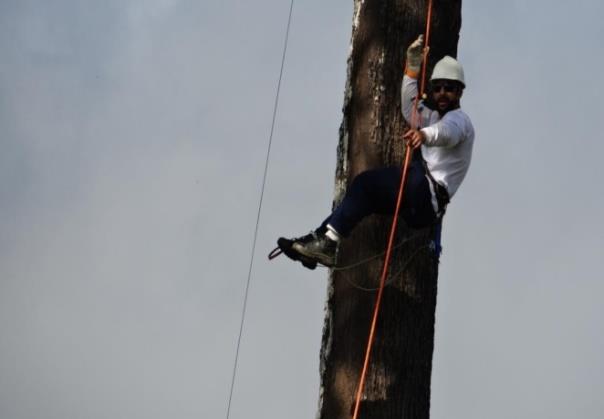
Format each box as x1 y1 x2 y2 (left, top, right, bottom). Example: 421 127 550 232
225 1 294 418
351 1 434 418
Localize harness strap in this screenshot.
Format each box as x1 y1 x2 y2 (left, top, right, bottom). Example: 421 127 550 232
423 162 450 218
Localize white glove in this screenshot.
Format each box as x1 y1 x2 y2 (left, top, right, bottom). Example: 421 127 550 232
406 35 424 74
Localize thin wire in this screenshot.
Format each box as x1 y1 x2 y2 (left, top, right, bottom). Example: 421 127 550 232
342 245 431 292
313 231 426 272
225 1 295 418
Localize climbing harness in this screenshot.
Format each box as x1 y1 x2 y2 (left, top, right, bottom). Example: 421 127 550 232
423 158 450 218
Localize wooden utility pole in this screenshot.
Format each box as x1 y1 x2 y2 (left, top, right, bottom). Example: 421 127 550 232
317 1 462 418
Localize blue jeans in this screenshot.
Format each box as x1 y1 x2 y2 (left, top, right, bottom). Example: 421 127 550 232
319 160 436 237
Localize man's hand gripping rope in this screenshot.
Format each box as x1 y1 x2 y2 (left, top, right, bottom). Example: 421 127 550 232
404 34 428 149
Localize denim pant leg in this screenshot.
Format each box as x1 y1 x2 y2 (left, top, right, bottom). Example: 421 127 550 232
319 163 436 236
400 161 437 228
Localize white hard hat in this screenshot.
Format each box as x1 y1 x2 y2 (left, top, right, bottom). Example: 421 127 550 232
430 56 465 87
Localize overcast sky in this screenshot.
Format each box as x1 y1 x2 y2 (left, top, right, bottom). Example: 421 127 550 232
1 1 604 418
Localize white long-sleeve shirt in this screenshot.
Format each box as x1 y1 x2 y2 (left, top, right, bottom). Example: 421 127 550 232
401 75 475 209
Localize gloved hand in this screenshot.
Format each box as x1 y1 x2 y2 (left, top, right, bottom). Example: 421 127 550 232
406 35 424 74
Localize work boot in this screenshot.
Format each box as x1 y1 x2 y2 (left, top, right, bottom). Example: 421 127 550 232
291 231 338 267
275 236 318 270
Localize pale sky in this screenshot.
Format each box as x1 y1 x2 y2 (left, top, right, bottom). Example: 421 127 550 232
1 1 603 418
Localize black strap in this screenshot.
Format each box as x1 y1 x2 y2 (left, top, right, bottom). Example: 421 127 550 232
417 151 450 218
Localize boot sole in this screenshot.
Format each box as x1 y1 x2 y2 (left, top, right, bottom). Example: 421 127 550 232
291 243 336 267
277 238 317 270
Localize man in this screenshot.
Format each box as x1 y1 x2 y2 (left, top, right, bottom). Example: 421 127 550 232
276 35 475 269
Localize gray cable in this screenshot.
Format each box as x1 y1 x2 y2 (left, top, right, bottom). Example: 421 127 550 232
225 1 295 418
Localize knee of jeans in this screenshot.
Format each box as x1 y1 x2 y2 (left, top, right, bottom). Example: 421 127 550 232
350 170 373 191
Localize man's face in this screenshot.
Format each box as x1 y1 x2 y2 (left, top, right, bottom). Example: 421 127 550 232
431 79 463 113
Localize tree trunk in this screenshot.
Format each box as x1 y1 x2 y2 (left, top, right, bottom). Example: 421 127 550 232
317 1 462 418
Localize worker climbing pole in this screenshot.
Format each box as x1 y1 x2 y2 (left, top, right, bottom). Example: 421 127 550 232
270 1 470 418
315 1 470 418
227 0 473 417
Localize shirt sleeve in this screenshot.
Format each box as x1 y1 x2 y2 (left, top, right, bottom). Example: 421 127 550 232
420 112 467 147
401 75 418 123
401 75 433 128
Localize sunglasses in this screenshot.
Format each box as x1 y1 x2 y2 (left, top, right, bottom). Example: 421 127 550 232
431 83 457 93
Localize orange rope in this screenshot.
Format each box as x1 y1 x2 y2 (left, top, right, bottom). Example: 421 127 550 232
350 1 434 417
420 0 434 101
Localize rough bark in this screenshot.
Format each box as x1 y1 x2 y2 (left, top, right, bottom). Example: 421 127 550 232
317 1 462 418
